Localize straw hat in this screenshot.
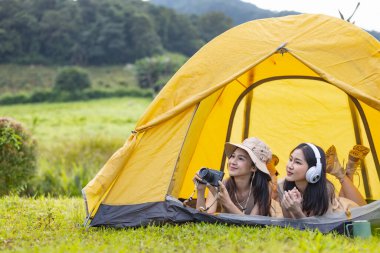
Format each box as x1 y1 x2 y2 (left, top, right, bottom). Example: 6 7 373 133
225 137 272 175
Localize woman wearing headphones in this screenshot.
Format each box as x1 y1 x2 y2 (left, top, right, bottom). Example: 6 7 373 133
278 143 358 218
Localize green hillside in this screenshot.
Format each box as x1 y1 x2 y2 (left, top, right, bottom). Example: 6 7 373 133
0 64 137 94
150 0 299 24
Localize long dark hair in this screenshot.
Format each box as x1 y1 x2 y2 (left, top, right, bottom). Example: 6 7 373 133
283 143 335 216
225 168 272 216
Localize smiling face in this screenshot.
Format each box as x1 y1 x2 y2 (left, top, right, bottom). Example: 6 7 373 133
228 148 256 177
285 148 309 184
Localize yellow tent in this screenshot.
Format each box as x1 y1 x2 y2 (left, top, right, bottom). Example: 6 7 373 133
83 14 380 229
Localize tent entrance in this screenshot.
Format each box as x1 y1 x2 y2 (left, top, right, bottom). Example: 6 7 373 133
174 74 380 200
219 76 379 201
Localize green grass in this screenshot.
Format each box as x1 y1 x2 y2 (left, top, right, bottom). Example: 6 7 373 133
0 97 152 196
1 197 379 252
0 97 150 146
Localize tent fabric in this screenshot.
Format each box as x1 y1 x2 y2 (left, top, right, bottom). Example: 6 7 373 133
83 13 380 229
90 196 380 234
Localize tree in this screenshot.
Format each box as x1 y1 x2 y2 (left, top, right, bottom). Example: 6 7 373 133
152 11 203 56
0 0 221 65
135 54 186 90
125 13 163 61
39 4 82 64
196 12 233 42
54 67 91 93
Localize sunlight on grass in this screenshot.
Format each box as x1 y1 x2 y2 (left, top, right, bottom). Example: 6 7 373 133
0 97 151 146
1 197 379 252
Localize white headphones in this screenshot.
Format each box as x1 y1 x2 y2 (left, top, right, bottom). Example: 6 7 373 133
305 143 322 183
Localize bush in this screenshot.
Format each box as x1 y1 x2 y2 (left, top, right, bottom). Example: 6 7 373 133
84 87 154 99
0 118 37 195
54 67 91 93
0 87 154 105
0 92 30 105
29 90 55 103
135 53 187 90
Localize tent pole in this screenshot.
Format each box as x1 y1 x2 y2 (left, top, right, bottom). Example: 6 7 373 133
349 96 380 201
348 98 371 199
242 70 255 140
243 93 252 140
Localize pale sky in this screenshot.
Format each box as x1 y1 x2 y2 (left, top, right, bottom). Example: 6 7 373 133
242 0 380 32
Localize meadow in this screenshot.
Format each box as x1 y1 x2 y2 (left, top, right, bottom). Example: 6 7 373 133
0 64 138 94
0 97 151 196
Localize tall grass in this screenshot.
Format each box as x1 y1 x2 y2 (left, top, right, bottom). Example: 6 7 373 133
0 197 379 252
0 97 151 196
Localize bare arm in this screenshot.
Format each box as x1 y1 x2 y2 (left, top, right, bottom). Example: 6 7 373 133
202 185 219 213
193 174 207 210
196 187 206 210
195 183 220 213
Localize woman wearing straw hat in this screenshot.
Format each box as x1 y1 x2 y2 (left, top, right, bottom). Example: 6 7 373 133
193 137 281 216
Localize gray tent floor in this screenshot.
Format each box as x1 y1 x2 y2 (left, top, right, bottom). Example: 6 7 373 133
166 196 380 233
89 196 380 233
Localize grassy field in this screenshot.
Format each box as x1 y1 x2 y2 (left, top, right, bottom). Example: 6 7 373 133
0 97 152 196
0 196 379 253
0 64 138 94
0 97 150 145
